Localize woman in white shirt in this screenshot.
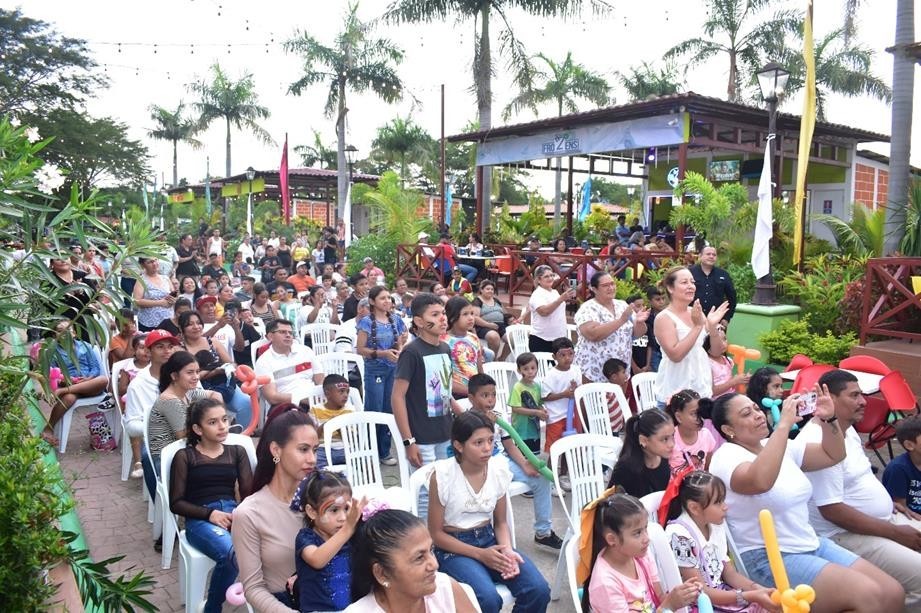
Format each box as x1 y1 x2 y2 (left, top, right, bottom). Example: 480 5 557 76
347 509 479 613
527 264 575 354
709 391 904 613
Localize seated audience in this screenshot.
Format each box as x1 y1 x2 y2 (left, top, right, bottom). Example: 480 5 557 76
254 319 325 408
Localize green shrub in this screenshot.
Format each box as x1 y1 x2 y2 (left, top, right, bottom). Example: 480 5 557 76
726 263 756 303
758 317 857 365
777 254 865 335
346 234 398 283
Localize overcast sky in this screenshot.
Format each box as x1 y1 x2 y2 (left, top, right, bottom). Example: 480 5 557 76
6 0 920 192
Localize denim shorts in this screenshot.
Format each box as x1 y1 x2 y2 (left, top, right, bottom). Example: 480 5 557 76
740 537 860 587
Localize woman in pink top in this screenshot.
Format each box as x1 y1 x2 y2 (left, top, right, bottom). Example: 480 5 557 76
665 389 717 471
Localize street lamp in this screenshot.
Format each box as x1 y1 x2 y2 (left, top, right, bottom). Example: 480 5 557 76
245 166 256 238
752 62 789 306
344 145 358 182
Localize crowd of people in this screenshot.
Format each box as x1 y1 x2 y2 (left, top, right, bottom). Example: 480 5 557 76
36 225 921 613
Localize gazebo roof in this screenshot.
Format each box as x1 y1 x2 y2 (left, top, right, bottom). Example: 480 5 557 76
166 167 378 201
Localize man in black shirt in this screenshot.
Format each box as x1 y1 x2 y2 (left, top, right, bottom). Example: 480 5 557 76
341 273 369 322
265 267 293 297
175 234 199 279
258 245 281 284
200 253 225 281
231 304 263 367
690 246 737 326
323 234 338 266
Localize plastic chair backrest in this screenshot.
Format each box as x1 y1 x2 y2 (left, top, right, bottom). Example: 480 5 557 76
496 255 514 274
839 355 892 376
483 362 519 421
785 353 814 373
323 351 366 383
550 434 620 531
110 358 133 414
251 338 271 367
505 324 531 360
306 384 364 413
533 352 556 382
790 364 834 394
323 412 409 490
640 490 665 520
574 382 621 437
304 323 338 356
565 534 583 612
911 276 921 295
880 371 919 413
631 371 659 413
854 396 890 434
648 521 684 593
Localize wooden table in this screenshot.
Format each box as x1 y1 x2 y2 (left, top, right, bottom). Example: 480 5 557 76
780 369 883 395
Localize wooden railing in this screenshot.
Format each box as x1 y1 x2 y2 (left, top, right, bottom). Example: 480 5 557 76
860 257 921 343
394 243 445 288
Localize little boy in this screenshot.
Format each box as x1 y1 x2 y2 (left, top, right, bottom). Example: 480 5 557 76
645 285 666 371
601 358 630 433
625 294 649 374
508 352 546 453
310 374 355 470
883 416 921 524
467 373 562 549
542 337 582 490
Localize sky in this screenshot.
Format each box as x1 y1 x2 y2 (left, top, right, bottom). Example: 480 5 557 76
5 0 921 193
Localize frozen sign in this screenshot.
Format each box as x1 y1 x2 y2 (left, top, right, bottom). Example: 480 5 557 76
542 132 581 155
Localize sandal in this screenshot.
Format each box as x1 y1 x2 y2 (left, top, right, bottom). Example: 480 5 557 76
130 462 144 479
40 430 60 447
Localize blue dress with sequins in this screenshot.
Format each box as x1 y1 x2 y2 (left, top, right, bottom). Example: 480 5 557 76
295 527 351 612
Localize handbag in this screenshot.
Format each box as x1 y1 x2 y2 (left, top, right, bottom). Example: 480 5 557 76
86 411 117 451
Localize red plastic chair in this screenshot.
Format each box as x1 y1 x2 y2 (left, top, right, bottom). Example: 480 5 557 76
839 355 892 376
790 364 835 394
785 354 814 373
854 396 897 464
880 371 920 414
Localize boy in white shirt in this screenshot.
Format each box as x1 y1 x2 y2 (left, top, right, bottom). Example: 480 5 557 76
541 337 582 490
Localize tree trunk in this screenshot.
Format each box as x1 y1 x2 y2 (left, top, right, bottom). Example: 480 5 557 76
885 0 915 254
728 50 738 102
336 79 348 222
553 97 563 225
225 117 232 178
172 139 178 187
476 5 492 236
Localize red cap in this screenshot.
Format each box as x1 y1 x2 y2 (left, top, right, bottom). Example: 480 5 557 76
144 329 180 348
195 295 218 309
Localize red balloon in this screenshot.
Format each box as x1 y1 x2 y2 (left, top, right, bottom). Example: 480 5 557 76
255 375 271 385
236 364 255 380
241 380 257 395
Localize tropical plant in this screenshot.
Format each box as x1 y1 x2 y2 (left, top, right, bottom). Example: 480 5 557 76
617 61 685 101
777 253 865 335
361 171 433 245
670 171 755 244
148 102 202 187
370 116 435 188
294 129 337 170
187 63 273 178
899 179 921 256
286 2 403 220
583 203 616 239
503 51 609 223
664 0 800 102
385 0 613 232
814 202 886 257
759 25 891 121
759 316 857 365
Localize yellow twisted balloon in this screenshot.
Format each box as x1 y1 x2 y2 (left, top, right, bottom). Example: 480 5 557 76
758 509 816 612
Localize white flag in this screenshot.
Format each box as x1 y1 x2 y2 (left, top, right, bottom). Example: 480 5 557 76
343 181 353 248
752 145 773 278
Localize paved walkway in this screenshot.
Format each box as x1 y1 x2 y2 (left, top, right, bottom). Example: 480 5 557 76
52 403 579 612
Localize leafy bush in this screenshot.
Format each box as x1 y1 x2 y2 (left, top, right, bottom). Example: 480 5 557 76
777 254 865 335
615 276 642 301
346 233 398 283
726 263 756 303
758 317 857 365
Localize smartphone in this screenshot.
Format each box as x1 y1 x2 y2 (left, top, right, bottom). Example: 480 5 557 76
798 392 817 417
225 307 237 320
568 278 578 290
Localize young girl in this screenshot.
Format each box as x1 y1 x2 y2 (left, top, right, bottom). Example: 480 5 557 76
705 327 751 399
746 367 785 430
117 334 151 479
169 398 252 613
429 411 551 613
580 492 700 613
665 390 717 472
663 471 776 612
293 471 366 613
609 409 675 497
443 296 486 399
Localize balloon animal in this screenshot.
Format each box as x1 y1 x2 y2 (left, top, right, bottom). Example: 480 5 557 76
759 509 816 612
234 364 270 435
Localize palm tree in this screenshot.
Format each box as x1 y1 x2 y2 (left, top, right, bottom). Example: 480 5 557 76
886 0 915 254
760 26 891 121
617 61 685 102
385 0 612 233
503 51 609 223
815 203 886 258
295 129 337 169
665 0 800 102
187 63 273 178
148 102 201 187
370 116 435 187
285 3 403 220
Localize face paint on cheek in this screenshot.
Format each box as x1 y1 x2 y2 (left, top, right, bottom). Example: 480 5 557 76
425 321 435 329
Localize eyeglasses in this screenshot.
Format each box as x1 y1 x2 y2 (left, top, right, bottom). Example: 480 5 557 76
272 329 294 336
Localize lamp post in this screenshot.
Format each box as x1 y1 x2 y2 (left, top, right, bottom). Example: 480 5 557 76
245 166 256 237
752 62 789 306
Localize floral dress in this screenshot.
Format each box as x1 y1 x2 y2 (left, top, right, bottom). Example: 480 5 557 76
574 298 634 382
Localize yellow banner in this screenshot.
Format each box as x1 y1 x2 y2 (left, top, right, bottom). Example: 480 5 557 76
793 0 816 266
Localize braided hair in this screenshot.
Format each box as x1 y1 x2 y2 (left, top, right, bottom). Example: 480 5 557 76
367 285 398 353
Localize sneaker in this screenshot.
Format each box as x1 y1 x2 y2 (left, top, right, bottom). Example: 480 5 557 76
381 456 398 466
550 486 563 498
153 536 162 553
559 475 572 492
534 531 564 550
130 462 144 479
521 490 534 499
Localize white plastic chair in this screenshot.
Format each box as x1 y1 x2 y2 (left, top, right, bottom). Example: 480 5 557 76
574 382 622 438
142 403 163 542
549 433 622 601
250 338 270 368
111 358 134 481
565 533 583 612
408 465 515 607
305 384 364 413
505 324 531 361
482 361 519 420
640 490 666 520
533 352 556 382
567 322 579 344
631 371 659 412
315 351 365 384
303 323 339 356
648 521 686 598
53 346 112 453
322 412 411 508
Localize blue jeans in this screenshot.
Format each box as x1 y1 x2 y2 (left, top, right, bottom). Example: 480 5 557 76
316 447 346 471
363 360 396 459
650 349 662 372
507 458 552 536
141 449 160 503
457 263 478 283
185 499 239 613
227 387 253 429
435 525 550 613
411 440 451 521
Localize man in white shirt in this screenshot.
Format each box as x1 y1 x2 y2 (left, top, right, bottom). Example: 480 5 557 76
237 235 255 265
255 318 325 408
802 369 921 610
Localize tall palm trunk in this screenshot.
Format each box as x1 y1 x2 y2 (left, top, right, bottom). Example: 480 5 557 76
885 0 915 254
171 139 178 187
728 50 738 102
225 117 232 178
223 117 232 233
476 4 492 235
336 79 348 221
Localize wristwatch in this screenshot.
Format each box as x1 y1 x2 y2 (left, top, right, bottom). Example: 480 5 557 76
821 415 838 424
402 437 416 447
735 588 749 606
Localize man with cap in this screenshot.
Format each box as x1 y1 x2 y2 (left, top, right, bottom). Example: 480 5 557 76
342 272 370 322
255 318 325 408
288 261 316 294
201 253 224 281
362 257 385 281
125 330 180 493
